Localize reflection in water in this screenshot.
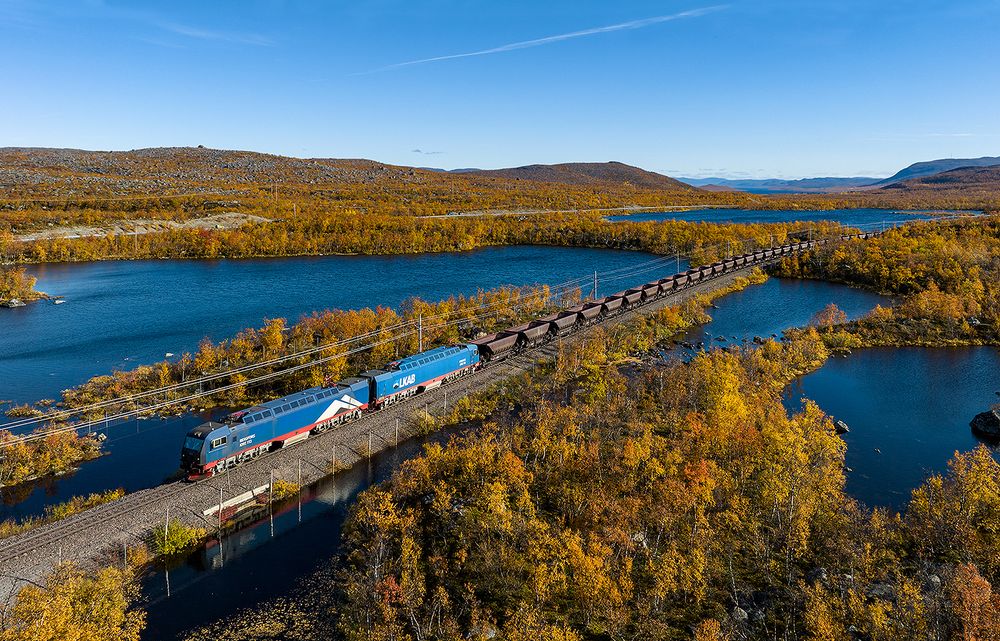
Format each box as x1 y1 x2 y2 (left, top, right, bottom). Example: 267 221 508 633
785 346 1000 509
5 246 667 406
141 426 462 641
605 208 975 227
0 410 224 522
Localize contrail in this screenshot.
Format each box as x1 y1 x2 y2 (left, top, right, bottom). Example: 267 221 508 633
359 6 729 74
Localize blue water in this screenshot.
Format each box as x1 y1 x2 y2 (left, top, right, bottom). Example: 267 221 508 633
1 246 675 407
677 279 1000 509
677 277 888 348
606 208 974 228
0 246 682 519
786 347 1000 509
140 426 461 641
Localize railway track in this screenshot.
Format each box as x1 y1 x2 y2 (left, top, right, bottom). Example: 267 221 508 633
0 482 189 563
0 247 819 590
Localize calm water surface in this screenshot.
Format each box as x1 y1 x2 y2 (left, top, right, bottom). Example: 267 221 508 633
2 246 671 407
141 425 461 641
671 279 999 509
678 277 888 347
606 208 973 227
786 347 1000 509
0 246 678 519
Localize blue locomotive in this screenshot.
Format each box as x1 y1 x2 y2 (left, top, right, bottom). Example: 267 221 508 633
181 344 479 476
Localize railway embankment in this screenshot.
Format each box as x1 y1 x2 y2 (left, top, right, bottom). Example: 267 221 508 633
0 266 760 598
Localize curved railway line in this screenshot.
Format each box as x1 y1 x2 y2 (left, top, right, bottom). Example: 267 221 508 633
0 233 873 596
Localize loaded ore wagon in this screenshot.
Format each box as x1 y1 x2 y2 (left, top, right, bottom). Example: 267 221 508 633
179 234 872 479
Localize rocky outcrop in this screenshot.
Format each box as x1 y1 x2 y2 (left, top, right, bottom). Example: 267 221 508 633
971 409 1000 437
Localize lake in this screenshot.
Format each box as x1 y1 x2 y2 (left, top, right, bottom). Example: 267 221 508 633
0 246 683 519
606 208 975 228
786 346 1000 509
677 277 888 348
2 246 677 408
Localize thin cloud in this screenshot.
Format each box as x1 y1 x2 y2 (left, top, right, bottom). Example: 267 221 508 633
412 149 445 155
157 21 274 46
360 6 728 74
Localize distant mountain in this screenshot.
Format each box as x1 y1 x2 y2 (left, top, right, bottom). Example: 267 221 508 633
883 164 1000 191
461 162 696 191
875 156 1000 186
678 176 878 194
0 148 699 200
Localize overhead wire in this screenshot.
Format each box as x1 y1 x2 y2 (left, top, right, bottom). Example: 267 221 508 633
2 223 850 441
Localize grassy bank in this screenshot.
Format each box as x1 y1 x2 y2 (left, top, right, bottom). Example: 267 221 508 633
0 489 124 540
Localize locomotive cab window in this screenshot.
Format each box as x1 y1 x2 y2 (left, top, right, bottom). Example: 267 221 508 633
210 436 227 449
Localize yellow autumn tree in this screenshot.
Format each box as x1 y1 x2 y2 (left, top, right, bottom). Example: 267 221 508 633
0 564 145 641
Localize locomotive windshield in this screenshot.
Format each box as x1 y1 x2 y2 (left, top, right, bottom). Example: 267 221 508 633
183 435 205 451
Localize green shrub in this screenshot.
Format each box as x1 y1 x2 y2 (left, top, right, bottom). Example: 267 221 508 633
150 519 206 557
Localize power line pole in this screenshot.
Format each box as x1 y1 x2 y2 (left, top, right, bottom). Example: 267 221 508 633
418 314 423 352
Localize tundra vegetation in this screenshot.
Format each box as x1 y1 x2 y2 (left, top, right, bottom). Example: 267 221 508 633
2 147 994 267
0 561 146 641
0 429 102 489
178 217 1000 640
2 206 843 267
3 214 1000 639
0 489 124 540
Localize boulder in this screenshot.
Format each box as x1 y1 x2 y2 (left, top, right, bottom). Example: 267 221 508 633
866 582 895 601
971 409 1000 437
806 567 829 584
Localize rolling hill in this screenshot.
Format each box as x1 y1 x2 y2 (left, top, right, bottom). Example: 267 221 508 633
883 164 1000 191
679 176 878 193
876 156 1000 185
458 162 696 190
0 148 699 200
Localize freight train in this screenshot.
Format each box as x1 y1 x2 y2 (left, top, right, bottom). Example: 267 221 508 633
180 233 872 477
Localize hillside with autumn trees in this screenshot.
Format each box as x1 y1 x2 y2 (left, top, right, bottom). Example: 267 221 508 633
2 147 999 267
329 218 1000 641
3 216 1000 639
157 217 1000 641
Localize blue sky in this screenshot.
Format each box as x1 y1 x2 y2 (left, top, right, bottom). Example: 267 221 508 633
3 0 999 178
